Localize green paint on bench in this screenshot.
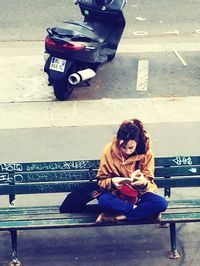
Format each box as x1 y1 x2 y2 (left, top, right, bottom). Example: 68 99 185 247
0 155 200 264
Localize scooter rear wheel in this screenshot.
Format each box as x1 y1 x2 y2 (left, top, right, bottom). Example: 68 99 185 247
53 80 74 101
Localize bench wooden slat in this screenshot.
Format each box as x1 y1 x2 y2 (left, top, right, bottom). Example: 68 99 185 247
155 165 200 177
2 207 200 222
168 199 200 206
0 217 98 230
0 181 98 195
161 212 200 222
0 156 199 176
0 210 199 230
0 213 161 230
0 199 200 223
0 160 100 173
0 200 199 215
17 171 97 183
0 176 200 195
0 205 58 212
1 166 199 185
0 211 100 221
167 200 200 210
155 177 200 188
0 207 59 216
0 171 97 184
165 207 200 214
1 171 199 187
155 156 200 166
1 168 199 187
0 205 99 217
1 156 199 175
162 199 200 222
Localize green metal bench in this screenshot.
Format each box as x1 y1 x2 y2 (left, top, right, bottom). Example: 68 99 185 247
0 155 200 265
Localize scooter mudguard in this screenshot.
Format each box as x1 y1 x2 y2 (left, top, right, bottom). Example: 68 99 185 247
44 56 74 80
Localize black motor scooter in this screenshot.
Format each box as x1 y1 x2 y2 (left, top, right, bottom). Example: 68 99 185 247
44 0 126 100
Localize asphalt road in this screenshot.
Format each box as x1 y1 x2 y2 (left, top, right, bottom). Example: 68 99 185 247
0 41 200 103
0 0 200 100
0 0 200 41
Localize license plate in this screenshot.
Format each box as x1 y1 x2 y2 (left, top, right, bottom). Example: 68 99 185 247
49 57 66 72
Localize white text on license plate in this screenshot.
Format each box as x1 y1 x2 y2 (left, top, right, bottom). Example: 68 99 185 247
50 57 66 72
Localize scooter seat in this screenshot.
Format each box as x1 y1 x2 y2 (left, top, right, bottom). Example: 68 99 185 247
53 21 104 43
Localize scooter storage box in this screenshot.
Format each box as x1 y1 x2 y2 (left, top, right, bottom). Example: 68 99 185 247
79 0 124 22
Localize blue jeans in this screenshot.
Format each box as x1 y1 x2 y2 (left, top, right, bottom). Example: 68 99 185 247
98 192 168 221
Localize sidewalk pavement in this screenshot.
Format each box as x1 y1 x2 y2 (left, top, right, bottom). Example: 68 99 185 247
1 221 200 266
0 96 200 129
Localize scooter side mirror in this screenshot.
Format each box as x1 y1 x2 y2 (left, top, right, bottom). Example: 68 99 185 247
46 28 53 35
74 0 82 5
95 0 126 9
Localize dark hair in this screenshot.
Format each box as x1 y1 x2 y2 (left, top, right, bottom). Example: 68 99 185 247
117 119 147 154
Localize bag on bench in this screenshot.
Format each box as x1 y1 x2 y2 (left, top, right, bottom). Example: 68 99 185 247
59 187 101 213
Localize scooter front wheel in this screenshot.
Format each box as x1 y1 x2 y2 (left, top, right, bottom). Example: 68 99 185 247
53 80 74 101
108 52 116 62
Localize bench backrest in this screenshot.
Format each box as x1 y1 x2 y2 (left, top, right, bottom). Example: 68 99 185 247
0 156 200 198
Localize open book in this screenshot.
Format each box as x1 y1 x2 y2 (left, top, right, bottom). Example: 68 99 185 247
112 170 142 186
112 177 134 185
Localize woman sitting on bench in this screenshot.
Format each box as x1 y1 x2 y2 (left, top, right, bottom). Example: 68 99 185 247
96 118 168 223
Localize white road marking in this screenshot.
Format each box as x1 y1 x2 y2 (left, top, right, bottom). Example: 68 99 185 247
164 30 179 35
135 17 146 22
136 60 149 91
133 31 148 36
172 48 187 66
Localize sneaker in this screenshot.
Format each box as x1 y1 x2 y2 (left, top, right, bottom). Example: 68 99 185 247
155 213 162 222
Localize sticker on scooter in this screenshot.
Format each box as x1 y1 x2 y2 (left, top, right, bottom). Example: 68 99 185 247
50 57 66 72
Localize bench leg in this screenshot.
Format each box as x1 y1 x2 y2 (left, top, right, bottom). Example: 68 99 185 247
9 230 21 266
169 223 181 259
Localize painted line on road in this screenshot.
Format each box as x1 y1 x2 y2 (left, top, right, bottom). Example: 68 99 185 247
164 30 179 36
172 48 187 66
136 60 149 91
133 31 148 36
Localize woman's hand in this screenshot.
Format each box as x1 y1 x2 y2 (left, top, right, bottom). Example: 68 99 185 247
112 173 148 189
131 171 148 187
111 177 124 189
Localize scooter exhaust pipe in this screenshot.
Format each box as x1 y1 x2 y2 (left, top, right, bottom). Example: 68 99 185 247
68 68 96 85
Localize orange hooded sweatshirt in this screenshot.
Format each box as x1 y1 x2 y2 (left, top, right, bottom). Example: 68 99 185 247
96 132 158 196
